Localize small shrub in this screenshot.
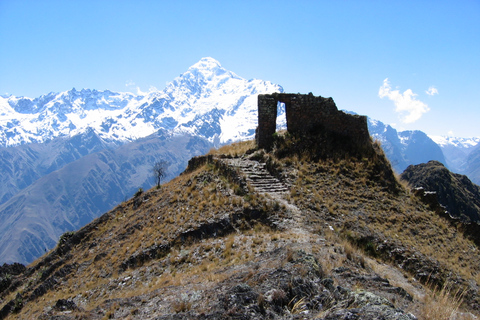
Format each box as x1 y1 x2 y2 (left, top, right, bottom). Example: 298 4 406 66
58 231 75 246
234 185 245 196
257 293 266 311
134 188 143 197
12 294 23 313
344 242 354 261
285 248 294 263
289 296 308 314
364 241 377 257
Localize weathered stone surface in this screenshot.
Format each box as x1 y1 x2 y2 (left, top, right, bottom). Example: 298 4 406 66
256 93 370 151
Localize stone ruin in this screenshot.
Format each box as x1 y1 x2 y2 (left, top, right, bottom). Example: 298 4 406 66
255 92 371 151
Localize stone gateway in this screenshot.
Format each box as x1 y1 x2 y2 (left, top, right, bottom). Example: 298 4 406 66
255 92 371 151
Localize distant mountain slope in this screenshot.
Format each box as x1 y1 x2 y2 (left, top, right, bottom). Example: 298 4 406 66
400 160 480 223
0 131 212 264
430 135 480 176
0 129 118 207
2 135 479 319
465 143 480 185
367 118 446 173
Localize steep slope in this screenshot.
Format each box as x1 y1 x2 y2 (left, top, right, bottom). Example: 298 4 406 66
0 131 213 264
400 160 480 224
0 134 478 319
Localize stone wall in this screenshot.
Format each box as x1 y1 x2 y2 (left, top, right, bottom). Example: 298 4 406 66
256 92 370 151
256 94 278 150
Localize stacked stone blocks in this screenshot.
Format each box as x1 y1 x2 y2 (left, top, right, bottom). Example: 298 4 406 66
256 92 370 150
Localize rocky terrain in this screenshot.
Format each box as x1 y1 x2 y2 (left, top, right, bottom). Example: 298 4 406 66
0 130 479 319
400 160 480 224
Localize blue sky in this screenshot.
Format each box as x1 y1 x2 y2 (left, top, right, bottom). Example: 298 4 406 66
1 0 479 137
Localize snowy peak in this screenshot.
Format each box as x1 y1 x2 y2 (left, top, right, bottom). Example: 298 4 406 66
187 57 240 80
187 57 232 77
165 57 242 100
428 135 480 176
5 88 135 114
0 58 282 147
429 135 480 150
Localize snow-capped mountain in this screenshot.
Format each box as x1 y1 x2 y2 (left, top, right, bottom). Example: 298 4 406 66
429 136 480 149
367 118 446 173
429 135 480 175
0 58 283 148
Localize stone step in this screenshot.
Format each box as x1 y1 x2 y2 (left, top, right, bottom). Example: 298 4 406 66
249 182 287 189
246 178 280 184
256 188 288 192
221 158 289 195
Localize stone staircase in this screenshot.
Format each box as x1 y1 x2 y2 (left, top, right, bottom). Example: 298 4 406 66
221 158 289 195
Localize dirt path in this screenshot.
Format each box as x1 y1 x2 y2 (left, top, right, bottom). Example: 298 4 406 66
221 157 318 253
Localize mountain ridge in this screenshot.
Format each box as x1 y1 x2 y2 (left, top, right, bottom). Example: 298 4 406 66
0 57 283 148
367 117 447 174
400 160 480 224
0 132 478 319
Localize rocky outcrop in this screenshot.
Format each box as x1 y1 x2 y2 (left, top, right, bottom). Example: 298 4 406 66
401 160 480 224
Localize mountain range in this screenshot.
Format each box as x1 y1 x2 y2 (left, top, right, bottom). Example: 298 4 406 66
0 58 282 147
0 57 478 264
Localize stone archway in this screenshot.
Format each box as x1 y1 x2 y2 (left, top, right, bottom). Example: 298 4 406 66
255 92 371 151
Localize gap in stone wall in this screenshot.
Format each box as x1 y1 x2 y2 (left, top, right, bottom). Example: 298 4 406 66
276 102 286 131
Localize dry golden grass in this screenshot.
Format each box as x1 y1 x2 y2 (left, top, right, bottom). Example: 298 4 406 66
286 157 480 284
208 140 256 157
4 137 479 320
415 283 473 320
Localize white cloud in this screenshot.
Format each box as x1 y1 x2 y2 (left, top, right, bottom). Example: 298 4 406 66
125 80 149 96
378 78 430 124
426 86 438 96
